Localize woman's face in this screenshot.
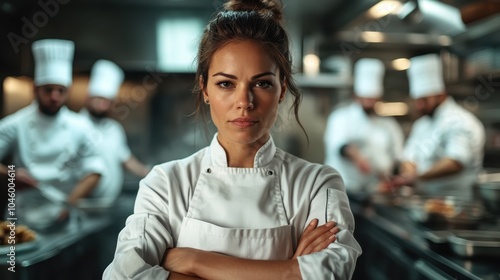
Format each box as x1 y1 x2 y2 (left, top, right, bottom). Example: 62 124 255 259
203 40 286 147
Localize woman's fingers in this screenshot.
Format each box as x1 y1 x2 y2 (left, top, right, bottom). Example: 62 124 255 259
293 219 318 258
298 218 318 243
293 220 339 258
300 224 339 255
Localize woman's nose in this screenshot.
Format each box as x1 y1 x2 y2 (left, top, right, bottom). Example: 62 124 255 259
236 88 254 110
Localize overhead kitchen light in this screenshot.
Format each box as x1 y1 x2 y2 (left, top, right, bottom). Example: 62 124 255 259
368 0 403 19
361 31 385 43
303 54 320 76
392 58 411 71
374 101 408 116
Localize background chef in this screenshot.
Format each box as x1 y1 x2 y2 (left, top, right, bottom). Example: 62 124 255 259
392 53 486 199
0 39 105 210
324 58 404 193
80 59 150 206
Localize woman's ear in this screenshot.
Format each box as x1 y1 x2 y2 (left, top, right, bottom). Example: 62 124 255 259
279 78 287 101
199 76 208 99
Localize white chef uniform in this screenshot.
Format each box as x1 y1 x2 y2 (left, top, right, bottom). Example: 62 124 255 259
324 103 404 192
81 60 129 204
103 134 361 280
404 54 486 199
324 58 404 192
0 103 105 195
82 112 131 202
0 39 105 195
403 97 485 198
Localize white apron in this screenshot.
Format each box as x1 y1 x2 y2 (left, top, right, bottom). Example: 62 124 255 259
176 161 293 260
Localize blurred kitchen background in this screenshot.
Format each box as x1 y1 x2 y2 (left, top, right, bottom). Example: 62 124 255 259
2 0 500 169
1 0 500 279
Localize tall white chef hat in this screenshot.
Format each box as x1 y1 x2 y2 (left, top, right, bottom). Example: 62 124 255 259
408 54 445 99
88 60 124 100
32 39 75 87
353 58 385 98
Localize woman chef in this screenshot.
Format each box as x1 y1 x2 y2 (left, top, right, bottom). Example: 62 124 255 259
392 54 486 199
324 58 404 193
0 39 105 210
104 0 361 279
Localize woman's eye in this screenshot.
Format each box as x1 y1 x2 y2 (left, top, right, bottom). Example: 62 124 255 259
255 81 272 88
216 81 233 88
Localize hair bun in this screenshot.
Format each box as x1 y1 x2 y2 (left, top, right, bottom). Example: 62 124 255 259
224 0 283 22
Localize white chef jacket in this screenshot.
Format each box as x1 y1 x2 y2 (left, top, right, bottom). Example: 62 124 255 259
81 110 132 202
0 102 105 195
324 102 404 192
104 134 361 280
403 97 485 198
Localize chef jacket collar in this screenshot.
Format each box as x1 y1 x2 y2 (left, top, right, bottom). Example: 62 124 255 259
210 133 276 168
432 96 455 120
80 109 107 125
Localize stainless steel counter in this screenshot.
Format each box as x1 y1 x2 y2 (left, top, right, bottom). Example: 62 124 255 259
350 194 500 280
0 212 112 280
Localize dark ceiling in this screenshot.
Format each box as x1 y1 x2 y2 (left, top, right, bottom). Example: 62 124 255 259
0 0 497 76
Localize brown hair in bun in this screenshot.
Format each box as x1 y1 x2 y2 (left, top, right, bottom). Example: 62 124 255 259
224 0 283 23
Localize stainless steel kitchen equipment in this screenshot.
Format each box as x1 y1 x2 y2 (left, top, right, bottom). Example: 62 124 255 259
403 195 485 230
477 182 500 216
448 230 500 257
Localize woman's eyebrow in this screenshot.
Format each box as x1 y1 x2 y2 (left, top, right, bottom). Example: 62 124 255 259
211 72 276 79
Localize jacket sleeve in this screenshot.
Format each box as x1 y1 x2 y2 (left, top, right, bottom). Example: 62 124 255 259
402 117 429 163
297 167 362 280
103 167 173 280
442 118 485 167
388 118 405 163
70 119 106 179
323 107 352 167
0 113 19 160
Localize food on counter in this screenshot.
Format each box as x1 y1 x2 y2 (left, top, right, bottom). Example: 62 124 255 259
0 221 37 245
423 198 455 217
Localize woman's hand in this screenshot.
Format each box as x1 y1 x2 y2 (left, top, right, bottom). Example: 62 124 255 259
292 218 339 259
163 247 200 276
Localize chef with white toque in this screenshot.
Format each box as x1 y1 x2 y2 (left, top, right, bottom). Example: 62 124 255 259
80 59 150 206
0 39 105 218
324 58 404 193
392 53 486 199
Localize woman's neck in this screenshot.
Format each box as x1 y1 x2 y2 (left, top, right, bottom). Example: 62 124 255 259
218 135 269 168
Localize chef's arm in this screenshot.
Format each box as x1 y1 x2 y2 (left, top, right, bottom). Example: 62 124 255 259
0 163 38 187
418 158 463 180
340 144 371 174
67 173 101 205
123 156 151 178
164 220 338 280
0 163 9 176
399 161 417 177
168 272 203 280
165 249 301 280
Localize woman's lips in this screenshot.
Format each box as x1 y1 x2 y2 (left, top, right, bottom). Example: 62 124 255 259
230 117 258 128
